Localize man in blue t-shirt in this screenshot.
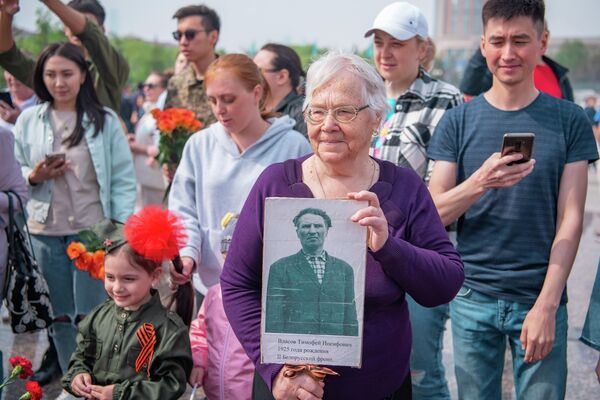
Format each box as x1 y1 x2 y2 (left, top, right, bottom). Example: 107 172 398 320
428 0 598 399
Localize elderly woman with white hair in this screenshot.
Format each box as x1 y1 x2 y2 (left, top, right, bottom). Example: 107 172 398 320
221 52 464 400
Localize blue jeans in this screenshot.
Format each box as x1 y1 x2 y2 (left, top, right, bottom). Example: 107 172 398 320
407 295 450 399
450 286 567 400
580 259 600 351
31 234 107 372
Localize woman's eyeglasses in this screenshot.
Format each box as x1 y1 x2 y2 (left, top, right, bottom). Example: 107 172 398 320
304 105 370 124
142 83 158 89
172 29 207 41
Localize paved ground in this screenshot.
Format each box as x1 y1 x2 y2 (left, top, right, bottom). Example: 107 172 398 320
2 169 599 399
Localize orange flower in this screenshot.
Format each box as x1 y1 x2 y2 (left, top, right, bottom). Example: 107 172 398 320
150 108 162 120
153 108 201 134
89 261 105 280
92 250 105 266
152 107 202 167
74 252 93 271
66 241 87 260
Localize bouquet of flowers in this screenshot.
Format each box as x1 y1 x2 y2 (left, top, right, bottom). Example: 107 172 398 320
151 108 202 167
67 228 106 280
0 357 43 400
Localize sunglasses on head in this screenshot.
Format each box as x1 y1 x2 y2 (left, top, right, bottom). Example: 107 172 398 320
172 29 207 41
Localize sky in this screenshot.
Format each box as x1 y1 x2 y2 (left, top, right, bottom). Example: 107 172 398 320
12 0 600 53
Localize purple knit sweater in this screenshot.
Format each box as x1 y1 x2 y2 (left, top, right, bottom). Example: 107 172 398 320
221 156 464 399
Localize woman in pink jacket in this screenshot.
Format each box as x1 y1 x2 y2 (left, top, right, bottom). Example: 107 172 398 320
189 214 254 400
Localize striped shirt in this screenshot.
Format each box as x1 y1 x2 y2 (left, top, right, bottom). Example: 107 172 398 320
371 68 462 180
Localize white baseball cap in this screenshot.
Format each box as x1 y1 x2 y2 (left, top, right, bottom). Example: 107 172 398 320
364 2 429 41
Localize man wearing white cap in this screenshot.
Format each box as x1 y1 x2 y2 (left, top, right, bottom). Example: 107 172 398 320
366 2 462 399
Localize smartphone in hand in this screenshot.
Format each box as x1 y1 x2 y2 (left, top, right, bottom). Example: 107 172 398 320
501 133 535 165
45 152 66 165
0 91 14 109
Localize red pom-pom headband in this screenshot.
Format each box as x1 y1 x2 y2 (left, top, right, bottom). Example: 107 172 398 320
124 206 187 262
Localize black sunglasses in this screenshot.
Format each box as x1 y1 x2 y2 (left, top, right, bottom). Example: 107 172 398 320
172 29 207 41
142 83 158 89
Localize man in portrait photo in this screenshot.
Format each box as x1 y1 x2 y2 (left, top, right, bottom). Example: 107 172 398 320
265 207 358 336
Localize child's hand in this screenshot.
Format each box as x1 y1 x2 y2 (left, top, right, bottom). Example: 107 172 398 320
90 384 115 400
71 372 93 398
189 366 205 386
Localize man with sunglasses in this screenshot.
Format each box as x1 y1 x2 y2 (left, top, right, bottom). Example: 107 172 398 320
0 0 129 112
164 4 219 126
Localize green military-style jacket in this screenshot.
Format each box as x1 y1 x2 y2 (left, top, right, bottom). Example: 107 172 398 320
62 292 192 400
0 18 129 112
164 64 217 126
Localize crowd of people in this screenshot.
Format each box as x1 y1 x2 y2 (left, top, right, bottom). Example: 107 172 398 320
0 0 599 399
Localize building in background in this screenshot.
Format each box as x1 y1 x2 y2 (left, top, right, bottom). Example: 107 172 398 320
433 0 485 85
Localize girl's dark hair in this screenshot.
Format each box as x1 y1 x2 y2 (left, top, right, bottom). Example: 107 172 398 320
260 43 305 89
108 243 194 326
33 42 107 148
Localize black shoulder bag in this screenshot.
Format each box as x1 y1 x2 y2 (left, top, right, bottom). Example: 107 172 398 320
3 190 53 333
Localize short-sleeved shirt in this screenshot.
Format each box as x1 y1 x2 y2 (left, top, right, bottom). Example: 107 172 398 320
428 93 598 304
164 65 216 126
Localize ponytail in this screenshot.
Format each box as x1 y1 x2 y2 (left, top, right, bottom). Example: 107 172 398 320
169 256 194 326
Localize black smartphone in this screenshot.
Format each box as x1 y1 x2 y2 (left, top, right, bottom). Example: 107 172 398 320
501 133 535 165
0 91 14 109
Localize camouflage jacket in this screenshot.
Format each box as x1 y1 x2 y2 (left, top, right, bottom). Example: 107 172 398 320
164 65 216 126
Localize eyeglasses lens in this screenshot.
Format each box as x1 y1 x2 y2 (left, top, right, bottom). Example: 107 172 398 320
307 107 358 123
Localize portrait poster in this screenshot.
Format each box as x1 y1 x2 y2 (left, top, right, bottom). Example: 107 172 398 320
260 197 368 368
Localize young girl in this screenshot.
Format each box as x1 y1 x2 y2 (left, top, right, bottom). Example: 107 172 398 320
189 213 254 400
61 207 193 399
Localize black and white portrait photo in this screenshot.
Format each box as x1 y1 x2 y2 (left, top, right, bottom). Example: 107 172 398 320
261 198 367 367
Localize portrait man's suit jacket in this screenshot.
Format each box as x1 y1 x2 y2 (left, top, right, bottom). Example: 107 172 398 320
265 250 358 336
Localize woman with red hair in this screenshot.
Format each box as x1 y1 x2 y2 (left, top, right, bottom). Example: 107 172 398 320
168 53 311 305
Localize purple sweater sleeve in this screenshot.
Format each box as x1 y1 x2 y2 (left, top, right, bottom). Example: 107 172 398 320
373 177 464 307
221 167 281 390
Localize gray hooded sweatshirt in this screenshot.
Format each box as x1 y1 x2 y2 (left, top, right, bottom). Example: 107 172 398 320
169 115 312 293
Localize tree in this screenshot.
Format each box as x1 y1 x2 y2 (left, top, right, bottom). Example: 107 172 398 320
17 9 63 56
554 40 588 71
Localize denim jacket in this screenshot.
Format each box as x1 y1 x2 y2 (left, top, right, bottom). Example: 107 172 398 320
13 103 136 224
